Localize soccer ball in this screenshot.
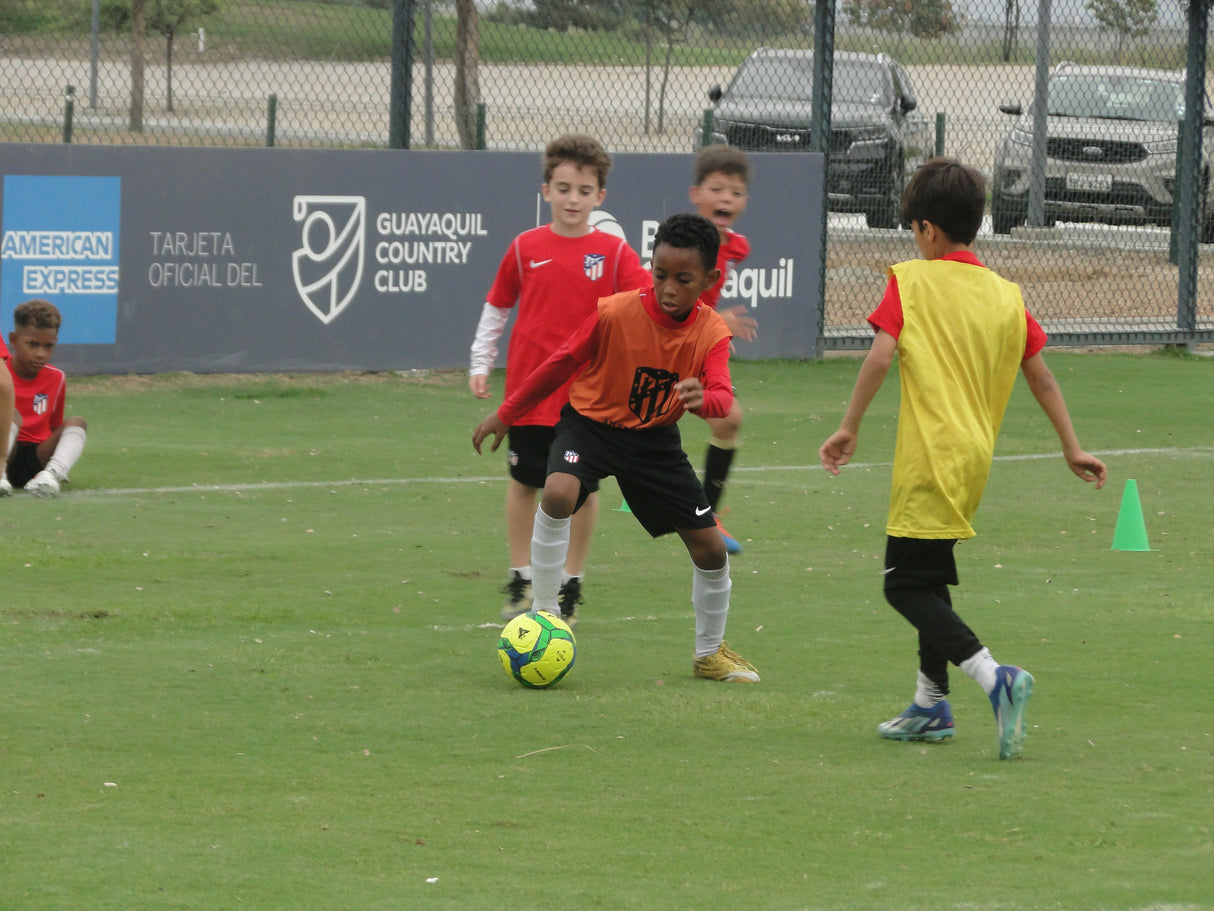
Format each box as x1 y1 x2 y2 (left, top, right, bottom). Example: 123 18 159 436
498 610 576 688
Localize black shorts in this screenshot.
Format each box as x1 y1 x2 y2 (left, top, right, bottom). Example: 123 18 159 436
883 536 959 591
6 441 45 488
507 425 600 494
548 404 714 538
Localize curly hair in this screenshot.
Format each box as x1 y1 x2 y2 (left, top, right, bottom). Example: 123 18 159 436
653 212 720 272
542 134 613 188
13 298 62 331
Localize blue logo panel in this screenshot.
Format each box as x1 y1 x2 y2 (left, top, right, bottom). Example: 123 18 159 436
1 175 121 344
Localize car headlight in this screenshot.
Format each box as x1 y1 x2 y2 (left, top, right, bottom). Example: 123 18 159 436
1008 127 1033 146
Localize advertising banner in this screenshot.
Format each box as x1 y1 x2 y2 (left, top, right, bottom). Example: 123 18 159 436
0 144 824 374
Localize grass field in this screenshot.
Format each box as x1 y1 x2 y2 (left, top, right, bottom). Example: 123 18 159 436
1 353 1211 911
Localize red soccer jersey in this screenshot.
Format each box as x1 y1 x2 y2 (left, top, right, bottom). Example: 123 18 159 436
868 250 1047 359
9 362 66 444
486 225 651 426
498 289 733 431
699 229 751 311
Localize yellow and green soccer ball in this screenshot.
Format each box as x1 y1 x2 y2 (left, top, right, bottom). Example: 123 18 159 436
498 610 576 688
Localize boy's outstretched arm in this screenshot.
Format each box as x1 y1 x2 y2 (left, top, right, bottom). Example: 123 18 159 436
819 330 896 475
1020 353 1108 489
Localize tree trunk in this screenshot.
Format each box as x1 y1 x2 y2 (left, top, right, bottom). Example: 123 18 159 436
130 0 145 132
454 0 481 150
166 30 175 112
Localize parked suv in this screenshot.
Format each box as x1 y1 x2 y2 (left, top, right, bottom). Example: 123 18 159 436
991 62 1214 240
704 48 929 229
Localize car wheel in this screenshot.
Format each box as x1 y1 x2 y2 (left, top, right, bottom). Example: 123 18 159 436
1201 173 1214 244
991 196 1021 235
864 155 905 230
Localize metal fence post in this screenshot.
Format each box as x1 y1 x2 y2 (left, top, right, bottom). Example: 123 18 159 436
266 94 277 147
935 112 945 157
389 0 415 149
476 102 487 150
701 109 714 148
62 84 75 143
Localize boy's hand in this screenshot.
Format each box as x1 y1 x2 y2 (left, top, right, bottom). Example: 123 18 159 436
472 413 508 454
819 429 857 475
718 305 758 343
469 373 491 399
674 377 704 412
1065 450 1108 489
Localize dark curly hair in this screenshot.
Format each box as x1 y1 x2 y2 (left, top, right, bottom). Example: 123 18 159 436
13 298 62 331
653 212 720 272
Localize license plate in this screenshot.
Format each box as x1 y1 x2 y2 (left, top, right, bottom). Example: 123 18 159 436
1066 172 1113 192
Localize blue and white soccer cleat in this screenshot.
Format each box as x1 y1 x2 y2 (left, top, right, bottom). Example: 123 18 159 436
878 700 956 742
989 666 1034 759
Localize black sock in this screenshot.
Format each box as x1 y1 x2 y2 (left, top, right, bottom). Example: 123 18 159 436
703 444 736 512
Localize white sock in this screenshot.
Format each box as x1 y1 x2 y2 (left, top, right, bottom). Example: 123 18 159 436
3 420 16 477
560 571 583 586
509 566 532 581
46 425 86 482
960 647 1001 695
913 670 945 709
692 559 731 658
530 507 570 614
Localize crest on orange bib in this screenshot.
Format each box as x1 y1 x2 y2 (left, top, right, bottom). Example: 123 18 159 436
629 367 677 424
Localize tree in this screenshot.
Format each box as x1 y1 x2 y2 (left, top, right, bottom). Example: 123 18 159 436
1002 0 1020 62
454 0 481 150
843 0 962 39
1085 0 1158 61
146 0 220 112
130 0 146 131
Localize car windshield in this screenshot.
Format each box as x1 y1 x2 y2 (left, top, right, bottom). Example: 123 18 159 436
1047 74 1183 122
727 57 891 106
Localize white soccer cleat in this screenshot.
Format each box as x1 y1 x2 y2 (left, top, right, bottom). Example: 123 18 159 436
25 470 61 498
0 475 12 497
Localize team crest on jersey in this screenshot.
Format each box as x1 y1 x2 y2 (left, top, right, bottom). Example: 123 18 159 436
629 367 677 424
563 450 580 464
32 393 48 415
583 253 605 281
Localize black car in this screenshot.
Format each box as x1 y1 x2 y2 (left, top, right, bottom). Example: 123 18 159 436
704 48 930 229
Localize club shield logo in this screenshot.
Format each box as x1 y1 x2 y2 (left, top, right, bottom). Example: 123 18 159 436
629 367 678 425
292 195 365 324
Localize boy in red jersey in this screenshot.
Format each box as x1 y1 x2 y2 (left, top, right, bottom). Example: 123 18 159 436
0 338 13 495
473 213 760 683
4 299 89 498
469 135 650 624
818 159 1106 758
688 145 756 554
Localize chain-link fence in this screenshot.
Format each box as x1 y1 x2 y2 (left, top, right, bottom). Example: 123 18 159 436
3 0 1213 348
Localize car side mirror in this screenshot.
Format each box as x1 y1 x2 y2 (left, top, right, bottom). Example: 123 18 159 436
901 94 917 114
708 85 723 103
998 102 1023 116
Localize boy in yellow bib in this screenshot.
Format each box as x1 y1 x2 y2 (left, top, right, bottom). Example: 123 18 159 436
819 158 1107 759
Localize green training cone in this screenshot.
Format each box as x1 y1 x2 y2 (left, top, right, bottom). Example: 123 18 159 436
1111 479 1152 551
614 499 632 513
